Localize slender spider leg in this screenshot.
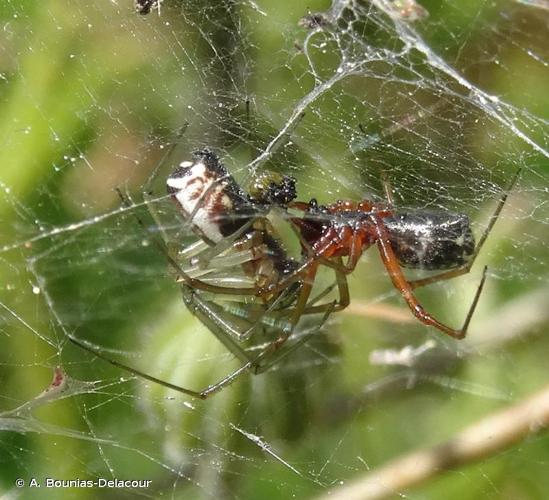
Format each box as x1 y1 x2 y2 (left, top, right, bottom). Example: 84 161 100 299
214 269 343 375
67 285 260 396
298 256 350 314
71 326 255 400
180 287 258 364
69 273 337 400
328 257 351 310
68 278 333 401
196 362 254 399
67 334 205 399
374 215 487 339
254 301 335 374
211 269 339 377
184 283 332 370
208 264 318 378
69 288 286 400
250 262 320 370
214 284 300 341
227 261 348 327
188 219 256 267
178 248 265 284
251 256 343 373
306 281 338 307
245 214 359 308
69 325 297 400
172 287 335 397
223 259 348 333
262 210 351 313
406 166 521 290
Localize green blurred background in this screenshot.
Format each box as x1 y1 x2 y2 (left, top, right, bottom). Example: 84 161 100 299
0 0 548 499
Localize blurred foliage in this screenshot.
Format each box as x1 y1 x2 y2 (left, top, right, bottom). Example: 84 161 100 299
0 0 547 499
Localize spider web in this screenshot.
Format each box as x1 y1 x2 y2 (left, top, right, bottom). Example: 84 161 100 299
0 0 548 498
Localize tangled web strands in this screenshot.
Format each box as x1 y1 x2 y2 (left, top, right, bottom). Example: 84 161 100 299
0 1 547 499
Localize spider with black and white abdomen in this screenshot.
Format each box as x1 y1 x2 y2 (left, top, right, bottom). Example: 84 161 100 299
70 149 336 398
69 149 520 399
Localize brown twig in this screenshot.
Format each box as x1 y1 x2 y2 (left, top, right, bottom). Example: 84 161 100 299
315 383 549 500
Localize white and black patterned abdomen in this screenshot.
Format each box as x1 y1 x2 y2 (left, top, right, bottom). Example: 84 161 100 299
166 149 253 244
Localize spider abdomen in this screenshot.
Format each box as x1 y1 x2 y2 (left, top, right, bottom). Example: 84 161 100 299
167 149 253 244
384 211 475 270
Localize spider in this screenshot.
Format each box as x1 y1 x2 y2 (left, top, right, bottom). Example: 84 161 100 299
69 149 520 399
70 150 332 398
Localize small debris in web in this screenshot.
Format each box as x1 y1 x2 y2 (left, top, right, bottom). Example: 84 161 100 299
298 12 331 29
369 340 436 367
381 0 429 22
135 0 162 15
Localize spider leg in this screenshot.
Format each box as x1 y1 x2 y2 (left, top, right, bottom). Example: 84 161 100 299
204 264 338 375
406 165 522 290
299 256 351 314
255 210 360 315
330 260 351 311
254 300 335 374
297 233 361 314
185 218 256 265
69 282 309 400
285 204 364 278
68 288 333 399
224 258 346 333
265 212 354 311
181 287 259 363
68 287 262 401
374 215 487 339
215 284 301 340
253 253 356 374
230 260 345 327
69 272 336 400
67 334 212 399
248 261 320 374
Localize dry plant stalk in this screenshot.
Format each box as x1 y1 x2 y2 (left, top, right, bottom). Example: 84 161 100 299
316 383 549 500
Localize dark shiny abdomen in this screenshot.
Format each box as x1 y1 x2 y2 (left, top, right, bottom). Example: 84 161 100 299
384 211 475 270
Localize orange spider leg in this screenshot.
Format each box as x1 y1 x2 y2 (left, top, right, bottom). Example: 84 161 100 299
373 215 487 339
